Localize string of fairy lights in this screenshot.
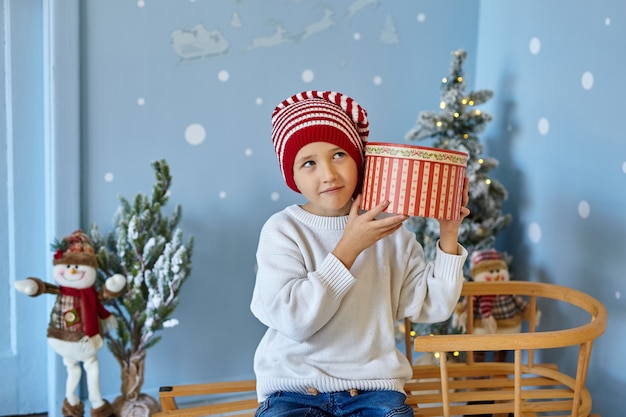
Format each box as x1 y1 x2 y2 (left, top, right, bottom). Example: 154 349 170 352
408 329 462 360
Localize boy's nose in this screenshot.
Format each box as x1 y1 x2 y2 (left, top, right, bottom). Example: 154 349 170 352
320 163 337 180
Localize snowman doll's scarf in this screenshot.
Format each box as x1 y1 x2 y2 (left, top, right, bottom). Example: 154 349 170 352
61 286 111 337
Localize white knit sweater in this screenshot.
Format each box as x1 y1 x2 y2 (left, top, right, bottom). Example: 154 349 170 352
250 204 467 402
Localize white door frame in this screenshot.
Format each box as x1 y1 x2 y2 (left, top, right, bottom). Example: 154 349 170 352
1 0 80 415
43 1 81 417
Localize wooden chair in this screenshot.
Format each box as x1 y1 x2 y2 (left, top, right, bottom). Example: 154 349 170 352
155 281 606 417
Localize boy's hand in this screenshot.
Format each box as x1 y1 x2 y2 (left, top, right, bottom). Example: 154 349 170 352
438 177 470 254
333 195 408 270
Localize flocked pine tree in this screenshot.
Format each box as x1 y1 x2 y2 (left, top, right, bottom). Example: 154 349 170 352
405 49 511 337
90 159 194 416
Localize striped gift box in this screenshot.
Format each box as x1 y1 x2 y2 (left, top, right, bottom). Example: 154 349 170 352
360 143 468 220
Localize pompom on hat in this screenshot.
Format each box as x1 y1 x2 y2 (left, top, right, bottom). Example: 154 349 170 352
51 229 98 269
271 90 369 193
470 248 508 277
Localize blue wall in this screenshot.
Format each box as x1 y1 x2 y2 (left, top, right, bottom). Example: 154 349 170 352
475 1 626 414
5 1 624 417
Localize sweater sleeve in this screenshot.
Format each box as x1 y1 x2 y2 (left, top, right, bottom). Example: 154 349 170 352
398 238 468 324
250 215 355 343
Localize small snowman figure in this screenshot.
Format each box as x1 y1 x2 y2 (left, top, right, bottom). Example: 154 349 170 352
453 248 540 363
14 229 126 417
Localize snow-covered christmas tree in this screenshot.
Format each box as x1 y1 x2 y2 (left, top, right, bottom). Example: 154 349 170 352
405 49 512 337
90 159 194 416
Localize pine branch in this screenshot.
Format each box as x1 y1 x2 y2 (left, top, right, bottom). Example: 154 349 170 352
89 159 194 362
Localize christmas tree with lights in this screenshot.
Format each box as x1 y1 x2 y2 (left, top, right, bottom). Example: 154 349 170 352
405 49 512 337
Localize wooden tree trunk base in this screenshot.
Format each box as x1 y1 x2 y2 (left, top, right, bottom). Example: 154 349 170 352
112 393 161 417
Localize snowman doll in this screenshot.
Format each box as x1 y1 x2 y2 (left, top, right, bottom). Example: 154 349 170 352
14 229 126 417
453 248 540 363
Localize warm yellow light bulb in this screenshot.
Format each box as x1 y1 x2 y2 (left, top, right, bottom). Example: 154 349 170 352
485 179 492 185
442 77 448 83
454 112 459 118
463 133 469 139
469 100 475 106
440 101 446 109
410 330 416 337
478 158 484 164
475 110 481 115
457 76 463 82
436 121 443 127
453 351 460 357
434 352 441 359
461 99 467 105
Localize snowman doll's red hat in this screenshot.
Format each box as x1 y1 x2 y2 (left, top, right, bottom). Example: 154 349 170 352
52 229 98 268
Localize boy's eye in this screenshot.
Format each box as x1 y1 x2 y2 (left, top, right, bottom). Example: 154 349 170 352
302 160 315 168
333 151 346 159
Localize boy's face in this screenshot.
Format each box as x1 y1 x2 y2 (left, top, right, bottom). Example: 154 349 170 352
292 141 358 216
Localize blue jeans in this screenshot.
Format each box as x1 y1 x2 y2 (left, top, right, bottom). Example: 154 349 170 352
254 390 414 417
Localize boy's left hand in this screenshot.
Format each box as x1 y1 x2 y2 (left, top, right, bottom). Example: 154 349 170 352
438 177 470 254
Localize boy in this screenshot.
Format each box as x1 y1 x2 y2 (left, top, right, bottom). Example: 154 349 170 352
251 90 469 417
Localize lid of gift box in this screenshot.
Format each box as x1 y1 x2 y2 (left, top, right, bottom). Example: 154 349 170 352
365 142 468 166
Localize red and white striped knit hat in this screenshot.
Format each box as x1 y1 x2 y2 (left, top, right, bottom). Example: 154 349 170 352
271 90 369 193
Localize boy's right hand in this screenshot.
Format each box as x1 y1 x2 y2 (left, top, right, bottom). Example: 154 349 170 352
332 195 408 270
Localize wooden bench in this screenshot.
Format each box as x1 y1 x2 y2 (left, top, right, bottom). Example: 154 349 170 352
155 281 606 417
